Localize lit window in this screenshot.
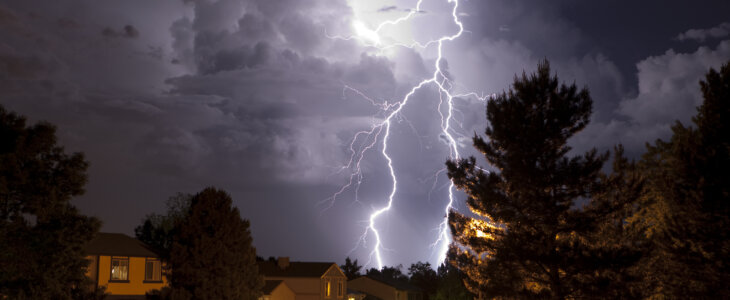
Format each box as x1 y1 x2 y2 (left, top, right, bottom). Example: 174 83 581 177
338 280 343 297
110 257 129 281
145 258 162 281
326 279 331 297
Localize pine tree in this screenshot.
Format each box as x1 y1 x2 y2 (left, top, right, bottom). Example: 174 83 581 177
635 61 730 297
340 257 363 280
168 187 263 300
446 61 640 299
433 263 474 300
408 262 438 300
0 105 100 299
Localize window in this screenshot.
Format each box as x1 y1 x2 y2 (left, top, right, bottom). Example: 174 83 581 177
145 258 162 282
338 280 343 297
326 279 331 297
110 257 129 281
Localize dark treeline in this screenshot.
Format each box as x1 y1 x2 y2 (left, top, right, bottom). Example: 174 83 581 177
340 258 473 300
446 60 730 299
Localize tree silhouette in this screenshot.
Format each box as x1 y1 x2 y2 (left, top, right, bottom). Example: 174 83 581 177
635 61 730 298
340 256 363 280
408 262 438 300
433 263 473 300
0 105 100 299
168 187 263 300
365 265 408 285
135 193 192 262
446 60 640 299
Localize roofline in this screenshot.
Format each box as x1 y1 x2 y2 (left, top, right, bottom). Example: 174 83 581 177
85 253 159 258
265 275 328 279
320 263 346 279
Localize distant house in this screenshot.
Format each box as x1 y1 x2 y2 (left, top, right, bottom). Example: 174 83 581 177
348 276 422 300
260 280 296 300
85 232 167 299
258 257 348 300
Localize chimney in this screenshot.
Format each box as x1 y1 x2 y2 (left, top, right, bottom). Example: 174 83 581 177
277 257 290 269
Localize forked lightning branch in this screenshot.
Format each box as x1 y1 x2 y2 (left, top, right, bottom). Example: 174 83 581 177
325 0 488 269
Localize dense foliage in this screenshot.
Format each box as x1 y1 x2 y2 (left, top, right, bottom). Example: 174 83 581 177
0 105 100 299
340 256 363 280
446 61 642 299
632 61 730 298
357 262 472 300
167 187 263 300
135 193 192 262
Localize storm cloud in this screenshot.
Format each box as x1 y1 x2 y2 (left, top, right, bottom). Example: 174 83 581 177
1 0 729 267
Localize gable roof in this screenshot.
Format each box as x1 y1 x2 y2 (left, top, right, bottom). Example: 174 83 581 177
262 280 284 295
85 232 158 257
258 261 340 278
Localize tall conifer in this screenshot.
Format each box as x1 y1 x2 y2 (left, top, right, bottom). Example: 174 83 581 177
446 61 640 299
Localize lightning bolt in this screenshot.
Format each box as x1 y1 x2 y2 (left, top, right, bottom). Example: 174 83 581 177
326 0 489 269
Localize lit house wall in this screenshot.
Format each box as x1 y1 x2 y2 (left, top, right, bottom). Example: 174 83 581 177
87 255 166 296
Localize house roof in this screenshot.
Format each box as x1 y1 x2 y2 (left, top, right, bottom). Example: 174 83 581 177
85 232 158 257
258 261 338 278
356 275 422 292
262 280 284 295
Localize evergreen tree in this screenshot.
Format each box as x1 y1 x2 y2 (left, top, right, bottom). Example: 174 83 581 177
168 187 263 300
433 263 473 300
635 61 730 297
446 61 640 299
340 256 363 280
365 265 409 284
135 193 192 261
580 146 646 298
0 105 100 299
408 262 438 300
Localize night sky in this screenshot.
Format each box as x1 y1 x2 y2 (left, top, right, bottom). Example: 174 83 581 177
1 0 729 269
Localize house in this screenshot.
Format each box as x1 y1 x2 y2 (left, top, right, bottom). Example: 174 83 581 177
260 280 296 300
258 257 348 300
348 276 422 300
85 232 167 299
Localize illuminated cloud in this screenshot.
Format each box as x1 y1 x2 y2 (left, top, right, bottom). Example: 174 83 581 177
1 0 729 268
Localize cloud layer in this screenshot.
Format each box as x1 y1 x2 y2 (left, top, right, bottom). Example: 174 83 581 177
1 0 729 267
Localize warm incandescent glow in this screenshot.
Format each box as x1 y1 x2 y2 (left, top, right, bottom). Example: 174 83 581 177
468 219 498 239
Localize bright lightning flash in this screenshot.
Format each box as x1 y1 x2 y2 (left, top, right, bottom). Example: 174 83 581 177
352 21 381 45
327 0 490 269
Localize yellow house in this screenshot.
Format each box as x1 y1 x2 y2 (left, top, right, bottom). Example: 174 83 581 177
258 257 348 300
348 276 422 300
260 280 296 300
85 232 167 299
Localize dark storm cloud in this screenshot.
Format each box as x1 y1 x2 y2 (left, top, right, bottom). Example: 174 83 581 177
0 0 372 258
102 25 139 38
450 0 730 157
377 6 398 13
56 18 80 29
2 0 730 268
